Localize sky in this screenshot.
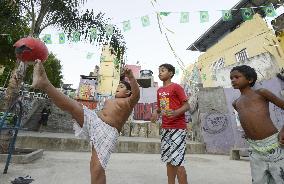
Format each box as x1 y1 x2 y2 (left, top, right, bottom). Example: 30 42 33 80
40 0 282 88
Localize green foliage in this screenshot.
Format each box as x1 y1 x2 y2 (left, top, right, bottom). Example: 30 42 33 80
0 1 29 61
13 0 126 64
0 1 30 87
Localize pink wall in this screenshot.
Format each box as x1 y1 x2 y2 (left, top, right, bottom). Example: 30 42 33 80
125 64 141 78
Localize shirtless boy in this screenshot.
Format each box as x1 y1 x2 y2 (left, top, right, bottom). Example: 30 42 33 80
32 60 140 184
230 65 284 184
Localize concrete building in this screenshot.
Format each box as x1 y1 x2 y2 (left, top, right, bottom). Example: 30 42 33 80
180 0 284 154
272 13 284 53
97 45 122 96
185 0 284 88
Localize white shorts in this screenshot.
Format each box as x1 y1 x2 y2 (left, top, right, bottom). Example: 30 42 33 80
73 106 119 170
247 133 284 184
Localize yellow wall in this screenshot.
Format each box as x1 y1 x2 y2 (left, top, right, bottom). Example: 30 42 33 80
188 14 284 88
98 45 121 95
278 32 284 54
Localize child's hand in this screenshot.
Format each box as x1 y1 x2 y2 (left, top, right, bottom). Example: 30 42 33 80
150 112 158 123
124 67 134 79
164 110 178 118
279 127 284 146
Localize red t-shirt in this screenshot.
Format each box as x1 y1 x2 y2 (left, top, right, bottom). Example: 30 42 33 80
157 83 188 129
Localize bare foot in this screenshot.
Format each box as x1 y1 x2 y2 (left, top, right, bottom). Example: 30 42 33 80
32 60 50 90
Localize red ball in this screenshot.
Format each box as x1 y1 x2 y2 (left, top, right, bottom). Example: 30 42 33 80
13 37 49 62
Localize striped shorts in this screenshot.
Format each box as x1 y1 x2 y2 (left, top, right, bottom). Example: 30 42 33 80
73 106 119 170
161 129 187 166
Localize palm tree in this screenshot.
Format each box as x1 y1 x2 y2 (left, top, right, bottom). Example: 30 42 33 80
0 0 125 154
2 0 125 110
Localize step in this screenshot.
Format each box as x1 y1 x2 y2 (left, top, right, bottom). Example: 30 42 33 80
15 131 205 154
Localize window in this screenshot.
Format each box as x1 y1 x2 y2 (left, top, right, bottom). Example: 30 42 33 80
235 49 248 62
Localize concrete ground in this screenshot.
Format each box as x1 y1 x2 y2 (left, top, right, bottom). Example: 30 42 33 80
1 152 251 184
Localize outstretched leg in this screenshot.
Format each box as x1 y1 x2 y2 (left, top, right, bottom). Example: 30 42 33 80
32 61 84 127
90 148 106 184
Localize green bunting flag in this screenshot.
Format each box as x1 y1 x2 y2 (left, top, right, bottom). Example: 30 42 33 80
141 15 150 27
123 20 131 32
59 33 65 44
100 56 105 62
200 11 209 23
202 73 207 81
72 31 80 42
241 8 254 21
105 25 114 37
180 12 189 23
90 28 97 40
222 10 232 21
43 34 52 44
86 52 94 59
160 12 171 16
263 5 277 17
113 57 119 65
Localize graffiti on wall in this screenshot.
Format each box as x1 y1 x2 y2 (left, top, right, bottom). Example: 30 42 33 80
134 102 157 121
203 112 229 134
76 79 97 101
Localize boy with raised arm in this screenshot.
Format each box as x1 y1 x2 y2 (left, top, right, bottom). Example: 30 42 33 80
32 60 140 184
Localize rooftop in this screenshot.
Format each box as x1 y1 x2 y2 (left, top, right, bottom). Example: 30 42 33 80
187 0 284 52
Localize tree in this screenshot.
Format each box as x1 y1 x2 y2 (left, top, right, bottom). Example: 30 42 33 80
13 0 125 58
0 1 30 77
2 0 126 110
0 1 30 106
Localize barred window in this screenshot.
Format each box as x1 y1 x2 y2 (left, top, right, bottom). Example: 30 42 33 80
235 49 248 62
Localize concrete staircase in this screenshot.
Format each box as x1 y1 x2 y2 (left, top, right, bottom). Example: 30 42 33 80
22 99 50 131
15 131 205 154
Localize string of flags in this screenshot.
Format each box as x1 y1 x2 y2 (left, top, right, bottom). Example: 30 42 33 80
1 4 280 60
41 4 278 43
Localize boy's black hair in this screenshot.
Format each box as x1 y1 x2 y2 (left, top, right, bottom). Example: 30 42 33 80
230 65 257 87
120 80 131 91
159 63 175 78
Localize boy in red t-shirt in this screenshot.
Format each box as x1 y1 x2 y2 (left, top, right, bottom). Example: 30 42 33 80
151 63 190 184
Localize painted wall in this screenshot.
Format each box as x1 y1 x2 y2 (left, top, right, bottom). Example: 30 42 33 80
125 64 141 79
215 52 280 88
98 45 121 95
186 14 284 88
197 77 284 154
278 32 284 54
133 87 157 121
76 78 97 101
197 87 235 154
